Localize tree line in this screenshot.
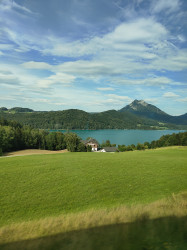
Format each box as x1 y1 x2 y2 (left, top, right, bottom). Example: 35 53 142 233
117 132 187 152
0 118 89 155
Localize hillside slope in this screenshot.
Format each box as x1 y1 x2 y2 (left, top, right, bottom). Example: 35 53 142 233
0 147 186 226
0 108 179 129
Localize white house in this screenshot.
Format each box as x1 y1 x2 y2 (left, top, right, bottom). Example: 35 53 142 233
81 138 99 151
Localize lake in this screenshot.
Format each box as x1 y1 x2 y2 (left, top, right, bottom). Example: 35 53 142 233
50 129 186 146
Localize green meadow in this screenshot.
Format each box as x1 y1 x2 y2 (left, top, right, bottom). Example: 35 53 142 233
0 147 187 249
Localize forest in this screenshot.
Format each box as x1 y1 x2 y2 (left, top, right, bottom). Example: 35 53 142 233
0 108 182 130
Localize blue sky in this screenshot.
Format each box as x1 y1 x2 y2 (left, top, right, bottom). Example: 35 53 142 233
0 0 187 115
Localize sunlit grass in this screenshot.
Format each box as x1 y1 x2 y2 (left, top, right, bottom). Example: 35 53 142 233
0 147 187 227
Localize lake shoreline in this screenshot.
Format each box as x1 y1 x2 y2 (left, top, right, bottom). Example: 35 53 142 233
49 129 186 146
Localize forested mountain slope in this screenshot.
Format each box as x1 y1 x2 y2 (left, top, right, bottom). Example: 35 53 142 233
0 100 186 130
0 108 179 130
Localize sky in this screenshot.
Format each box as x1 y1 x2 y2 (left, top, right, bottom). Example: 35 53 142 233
0 0 187 115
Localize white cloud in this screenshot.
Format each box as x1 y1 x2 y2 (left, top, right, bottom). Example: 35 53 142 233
42 18 168 58
12 0 33 14
177 97 187 102
0 0 32 14
151 0 180 14
21 58 186 89
105 18 167 43
23 61 53 70
107 94 132 102
0 44 14 50
109 76 184 86
0 70 20 85
37 73 75 88
97 87 115 91
36 18 186 77
163 92 180 98
0 96 16 101
1 15 186 77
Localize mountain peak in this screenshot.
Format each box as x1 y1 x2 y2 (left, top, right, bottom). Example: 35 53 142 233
119 100 187 125
119 99 171 121
130 100 148 109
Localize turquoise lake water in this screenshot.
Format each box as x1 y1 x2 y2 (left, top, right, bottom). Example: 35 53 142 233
50 129 185 145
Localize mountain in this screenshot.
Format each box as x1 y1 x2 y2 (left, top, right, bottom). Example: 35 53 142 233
0 107 177 130
0 101 186 129
119 100 187 125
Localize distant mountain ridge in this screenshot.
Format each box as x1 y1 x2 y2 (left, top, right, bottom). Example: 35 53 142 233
0 100 186 129
0 108 164 130
119 100 187 125
0 107 34 113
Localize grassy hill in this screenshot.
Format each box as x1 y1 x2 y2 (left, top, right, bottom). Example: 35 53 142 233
0 147 187 249
0 147 186 225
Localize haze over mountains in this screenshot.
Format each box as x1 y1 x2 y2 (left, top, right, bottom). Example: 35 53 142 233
0 100 186 130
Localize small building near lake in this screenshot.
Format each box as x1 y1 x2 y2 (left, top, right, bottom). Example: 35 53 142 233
100 147 118 153
81 138 99 151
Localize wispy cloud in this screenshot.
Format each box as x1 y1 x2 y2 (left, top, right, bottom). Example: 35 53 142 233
0 70 21 85
107 94 132 101
163 92 180 98
0 0 33 14
111 76 185 86
151 0 181 14
37 73 75 88
23 61 53 70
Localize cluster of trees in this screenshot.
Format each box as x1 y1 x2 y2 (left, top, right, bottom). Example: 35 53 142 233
0 119 88 155
117 132 187 152
101 140 116 148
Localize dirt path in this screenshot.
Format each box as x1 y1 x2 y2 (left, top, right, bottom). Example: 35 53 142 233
3 149 68 157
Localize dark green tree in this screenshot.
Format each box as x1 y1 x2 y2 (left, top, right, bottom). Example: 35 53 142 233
64 133 81 152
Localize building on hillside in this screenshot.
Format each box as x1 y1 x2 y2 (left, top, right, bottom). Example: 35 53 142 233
81 138 99 151
100 147 118 153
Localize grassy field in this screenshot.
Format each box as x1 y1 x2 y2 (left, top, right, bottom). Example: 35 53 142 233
0 147 187 249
